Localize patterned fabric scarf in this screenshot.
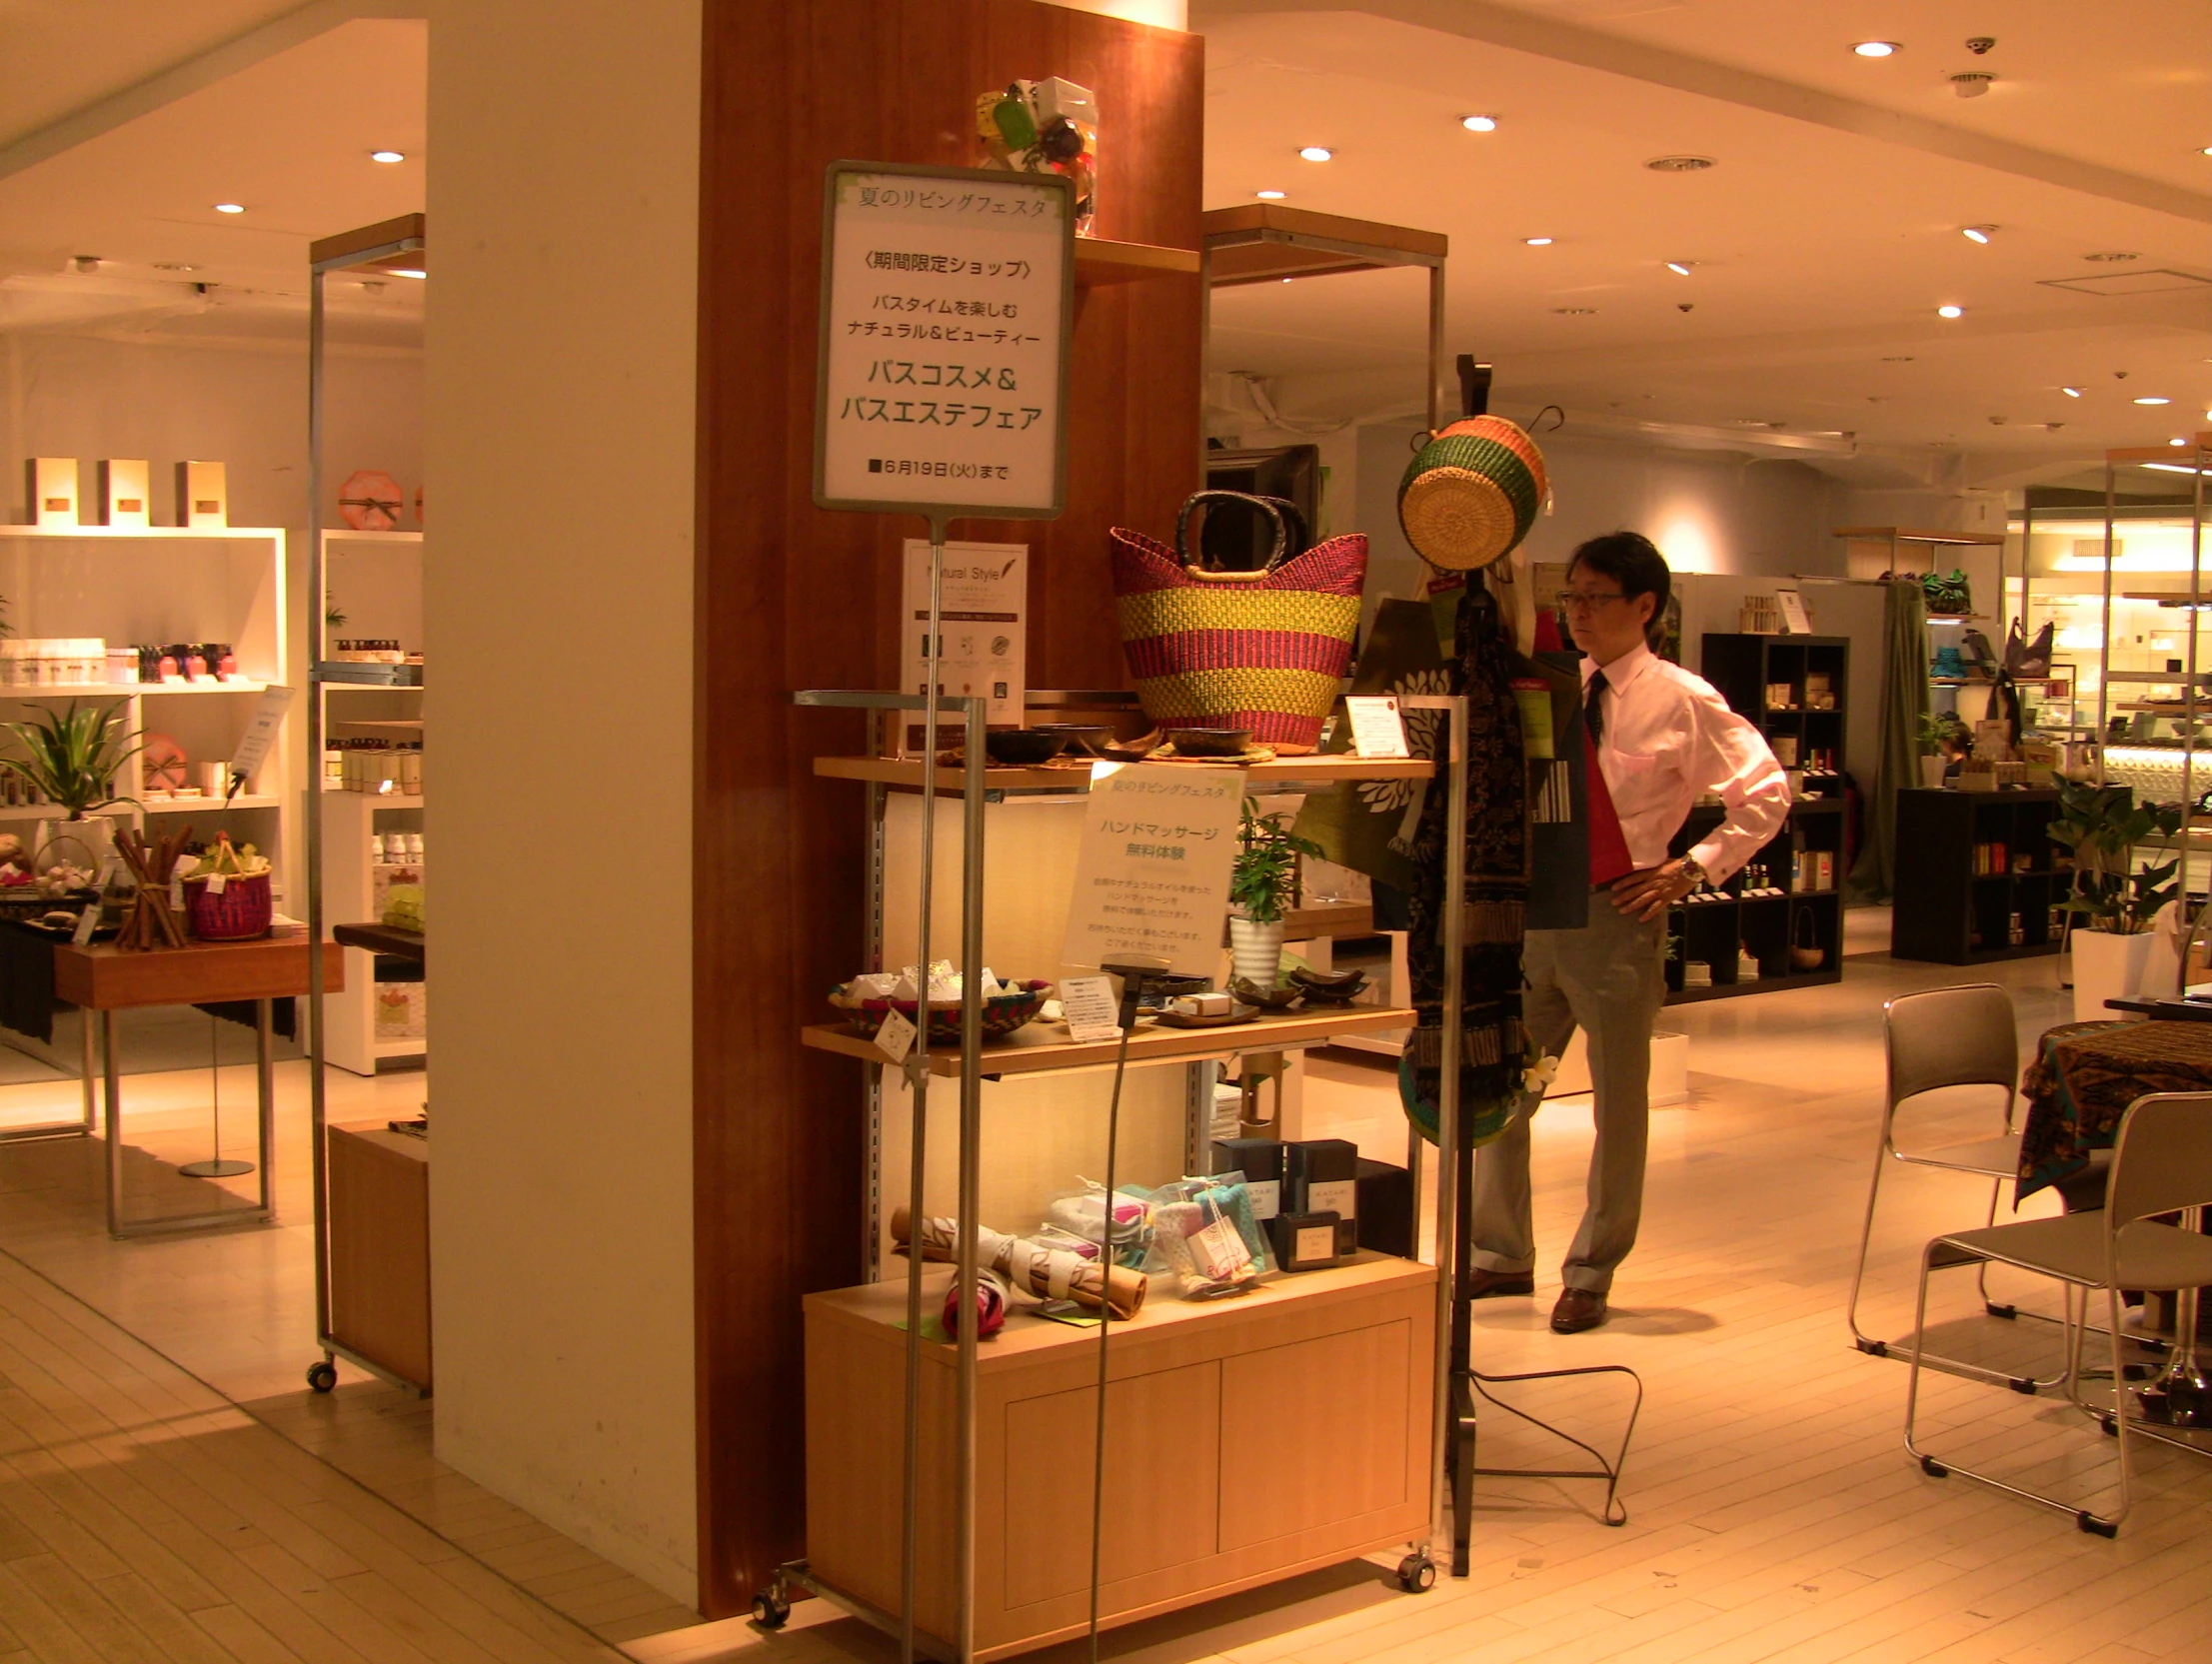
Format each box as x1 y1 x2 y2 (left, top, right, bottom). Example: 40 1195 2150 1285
1398 584 1529 1147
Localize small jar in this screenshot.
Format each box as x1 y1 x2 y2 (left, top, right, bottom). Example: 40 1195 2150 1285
370 833 387 862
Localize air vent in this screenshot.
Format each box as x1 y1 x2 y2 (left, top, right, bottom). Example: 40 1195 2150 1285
2039 269 2212 297
1645 155 1716 172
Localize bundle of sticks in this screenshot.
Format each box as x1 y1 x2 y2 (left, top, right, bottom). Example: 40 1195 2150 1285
114 825 191 950
892 1206 1147 1321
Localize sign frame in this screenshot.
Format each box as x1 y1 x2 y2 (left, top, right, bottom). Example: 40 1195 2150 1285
813 158 1076 525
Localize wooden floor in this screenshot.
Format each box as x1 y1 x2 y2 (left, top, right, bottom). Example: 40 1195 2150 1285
1 936 2208 1663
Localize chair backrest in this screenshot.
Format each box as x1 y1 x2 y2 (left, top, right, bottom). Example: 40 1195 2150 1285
2107 1092 2212 1227
1885 983 2018 1113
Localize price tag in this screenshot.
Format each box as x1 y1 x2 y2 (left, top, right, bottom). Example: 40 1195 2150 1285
1059 973 1122 1042
71 900 99 944
169 874 185 913
1345 696 1410 760
206 872 228 896
874 1006 918 1064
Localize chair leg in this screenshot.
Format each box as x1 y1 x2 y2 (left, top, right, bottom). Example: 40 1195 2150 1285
1846 1146 1889 1356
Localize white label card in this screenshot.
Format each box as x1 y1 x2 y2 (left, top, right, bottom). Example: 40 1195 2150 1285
206 872 227 896
71 868 107 944
1306 1178 1357 1219
1059 973 1122 1042
168 875 185 913
899 540 1027 738
874 1006 918 1064
1243 1178 1281 1221
1345 696 1410 760
227 686 295 789
1776 589 1812 635
1294 1225 1336 1263
1061 762 1244 977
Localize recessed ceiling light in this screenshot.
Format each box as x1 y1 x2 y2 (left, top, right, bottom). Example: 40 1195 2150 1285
1961 226 1995 244
1665 261 1693 275
1937 304 1964 318
1254 189 1285 200
1298 146 1332 162
2061 386 2084 397
213 203 245 214
370 149 406 164
1853 40 1900 57
1553 307 1596 315
2084 251 2140 262
1882 356 1916 363
1524 237 1554 247
2135 396 2172 405
2200 147 2212 156
391 268 427 280
2172 438 2189 446
1644 155 1716 172
1460 115 1498 132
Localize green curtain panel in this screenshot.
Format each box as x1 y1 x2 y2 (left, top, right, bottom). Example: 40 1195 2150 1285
1849 576 1930 902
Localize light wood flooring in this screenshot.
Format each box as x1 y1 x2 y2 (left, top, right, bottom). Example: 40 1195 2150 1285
0 936 2207 1663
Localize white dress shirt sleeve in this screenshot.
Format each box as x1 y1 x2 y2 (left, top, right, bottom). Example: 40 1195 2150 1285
1682 683 1791 882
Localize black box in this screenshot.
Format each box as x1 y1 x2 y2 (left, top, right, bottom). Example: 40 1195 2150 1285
1212 1136 1285 1220
1286 1138 1359 1254
1267 1211 1343 1272
1354 1157 1413 1257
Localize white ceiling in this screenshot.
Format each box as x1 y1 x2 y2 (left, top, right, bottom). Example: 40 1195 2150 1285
1199 1 2212 476
0 1 2203 477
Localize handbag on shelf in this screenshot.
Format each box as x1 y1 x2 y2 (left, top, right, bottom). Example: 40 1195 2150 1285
1922 569 1974 618
2005 617 2055 679
1108 491 1366 754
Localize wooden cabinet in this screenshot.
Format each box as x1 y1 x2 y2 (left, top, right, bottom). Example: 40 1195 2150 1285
328 1120 431 1389
1890 787 2064 964
804 1255 1433 1660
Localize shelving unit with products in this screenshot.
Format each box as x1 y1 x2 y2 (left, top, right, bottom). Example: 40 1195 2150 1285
1890 788 2064 963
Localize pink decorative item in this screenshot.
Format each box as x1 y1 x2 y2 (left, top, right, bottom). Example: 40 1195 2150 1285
941 1269 1008 1339
339 470 405 532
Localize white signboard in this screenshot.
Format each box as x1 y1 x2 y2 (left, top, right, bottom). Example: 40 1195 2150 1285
900 539 1026 744
1345 695 1410 760
1062 763 1245 978
227 686 294 793
816 162 1073 518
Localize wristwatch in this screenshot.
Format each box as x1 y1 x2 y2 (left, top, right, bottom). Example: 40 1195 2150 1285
1674 855 1708 889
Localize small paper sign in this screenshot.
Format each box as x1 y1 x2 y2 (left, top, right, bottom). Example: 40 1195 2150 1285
1776 589 1811 635
1061 762 1244 976
1059 973 1122 1042
228 686 295 791
168 874 185 913
206 871 228 896
874 1006 918 1063
1345 695 1410 760
71 867 106 945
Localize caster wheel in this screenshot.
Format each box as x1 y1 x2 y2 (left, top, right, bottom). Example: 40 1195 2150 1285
1919 1455 1948 1478
306 1361 338 1393
1395 1553 1435 1593
752 1593 791 1629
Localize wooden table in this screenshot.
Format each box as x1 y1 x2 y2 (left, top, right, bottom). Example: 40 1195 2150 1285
55 936 345 1238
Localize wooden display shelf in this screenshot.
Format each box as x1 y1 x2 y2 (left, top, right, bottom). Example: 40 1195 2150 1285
1200 203 1447 286
806 1254 1434 1660
803 1003 1415 1077
1074 238 1199 285
813 755 1431 792
332 922 425 962
1280 900 1374 938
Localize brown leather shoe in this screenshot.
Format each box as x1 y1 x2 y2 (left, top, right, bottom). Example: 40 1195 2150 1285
1466 1269 1535 1299
1550 1288 1607 1333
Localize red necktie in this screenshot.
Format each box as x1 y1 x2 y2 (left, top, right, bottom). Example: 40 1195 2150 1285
1584 672 1634 887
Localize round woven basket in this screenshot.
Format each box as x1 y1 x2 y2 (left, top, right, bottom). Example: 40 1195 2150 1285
1396 417 1549 571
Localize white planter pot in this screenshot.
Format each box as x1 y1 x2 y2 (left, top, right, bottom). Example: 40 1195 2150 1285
2072 926 2159 1023
35 814 114 874
1919 755 1948 790
1228 917 1286 990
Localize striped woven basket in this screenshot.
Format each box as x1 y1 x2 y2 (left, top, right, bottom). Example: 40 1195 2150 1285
1109 493 1366 754
1396 415 1549 571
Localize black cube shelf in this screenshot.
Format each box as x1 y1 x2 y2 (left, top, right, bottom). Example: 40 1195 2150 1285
1889 787 2065 963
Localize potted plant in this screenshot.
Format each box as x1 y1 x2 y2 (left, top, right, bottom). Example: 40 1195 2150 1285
0 702 142 873
1228 801 1323 989
2048 780 2183 1020
1916 711 1961 789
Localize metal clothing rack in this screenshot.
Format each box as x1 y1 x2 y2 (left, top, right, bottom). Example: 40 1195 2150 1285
301 214 432 1398
757 690 1472 1662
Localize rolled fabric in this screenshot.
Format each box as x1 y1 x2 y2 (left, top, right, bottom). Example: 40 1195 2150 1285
892 1207 1148 1321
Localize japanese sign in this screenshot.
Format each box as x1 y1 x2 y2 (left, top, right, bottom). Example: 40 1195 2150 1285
1345 695 1410 760
900 539 1026 747
1062 763 1245 978
815 161 1073 519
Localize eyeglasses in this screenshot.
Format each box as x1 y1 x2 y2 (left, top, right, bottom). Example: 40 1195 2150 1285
1555 589 1627 614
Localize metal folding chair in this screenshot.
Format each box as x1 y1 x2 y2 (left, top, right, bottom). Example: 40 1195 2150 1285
1904 1090 2212 1535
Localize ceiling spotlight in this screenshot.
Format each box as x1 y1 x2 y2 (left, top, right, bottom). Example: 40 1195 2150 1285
1298 146 1332 162
1852 40 1900 57
1460 115 1498 132
67 255 99 274
1524 237 1554 247
213 203 245 214
2135 396 2172 405
1645 155 1716 172
2173 438 2190 447
391 268 427 280
1961 225 1995 244
1965 36 1995 53
1937 304 1964 318
1254 189 1285 200
2061 386 2084 397
370 149 406 164
1665 261 1694 275
2202 147 2212 156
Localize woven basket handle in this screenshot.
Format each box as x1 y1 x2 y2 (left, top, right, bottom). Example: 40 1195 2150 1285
1174 491 1307 574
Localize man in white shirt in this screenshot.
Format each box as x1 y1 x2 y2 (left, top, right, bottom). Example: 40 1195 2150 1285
1470 532 1789 1333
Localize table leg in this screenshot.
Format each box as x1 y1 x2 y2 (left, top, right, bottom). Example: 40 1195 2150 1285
102 1011 121 1239
256 999 275 1218
80 1010 95 1131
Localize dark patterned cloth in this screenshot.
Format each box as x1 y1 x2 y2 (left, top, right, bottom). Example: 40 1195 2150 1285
1398 585 1528 1148
2017 1018 2212 1201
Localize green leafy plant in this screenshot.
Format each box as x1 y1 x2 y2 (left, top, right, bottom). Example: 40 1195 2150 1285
0 702 142 820
325 589 347 630
2048 780 2183 936
1917 710 1966 758
1231 802 1324 925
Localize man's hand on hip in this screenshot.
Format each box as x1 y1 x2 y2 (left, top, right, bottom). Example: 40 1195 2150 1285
1610 858 1700 920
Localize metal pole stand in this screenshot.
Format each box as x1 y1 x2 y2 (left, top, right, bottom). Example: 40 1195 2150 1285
180 1014 256 1179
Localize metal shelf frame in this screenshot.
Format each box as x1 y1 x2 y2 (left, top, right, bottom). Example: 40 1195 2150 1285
768 690 1470 1664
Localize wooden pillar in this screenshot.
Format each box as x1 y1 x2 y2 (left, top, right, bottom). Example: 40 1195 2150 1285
693 0 1202 1613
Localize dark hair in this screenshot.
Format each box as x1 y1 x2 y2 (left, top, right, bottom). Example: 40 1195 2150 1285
1566 532 1671 616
